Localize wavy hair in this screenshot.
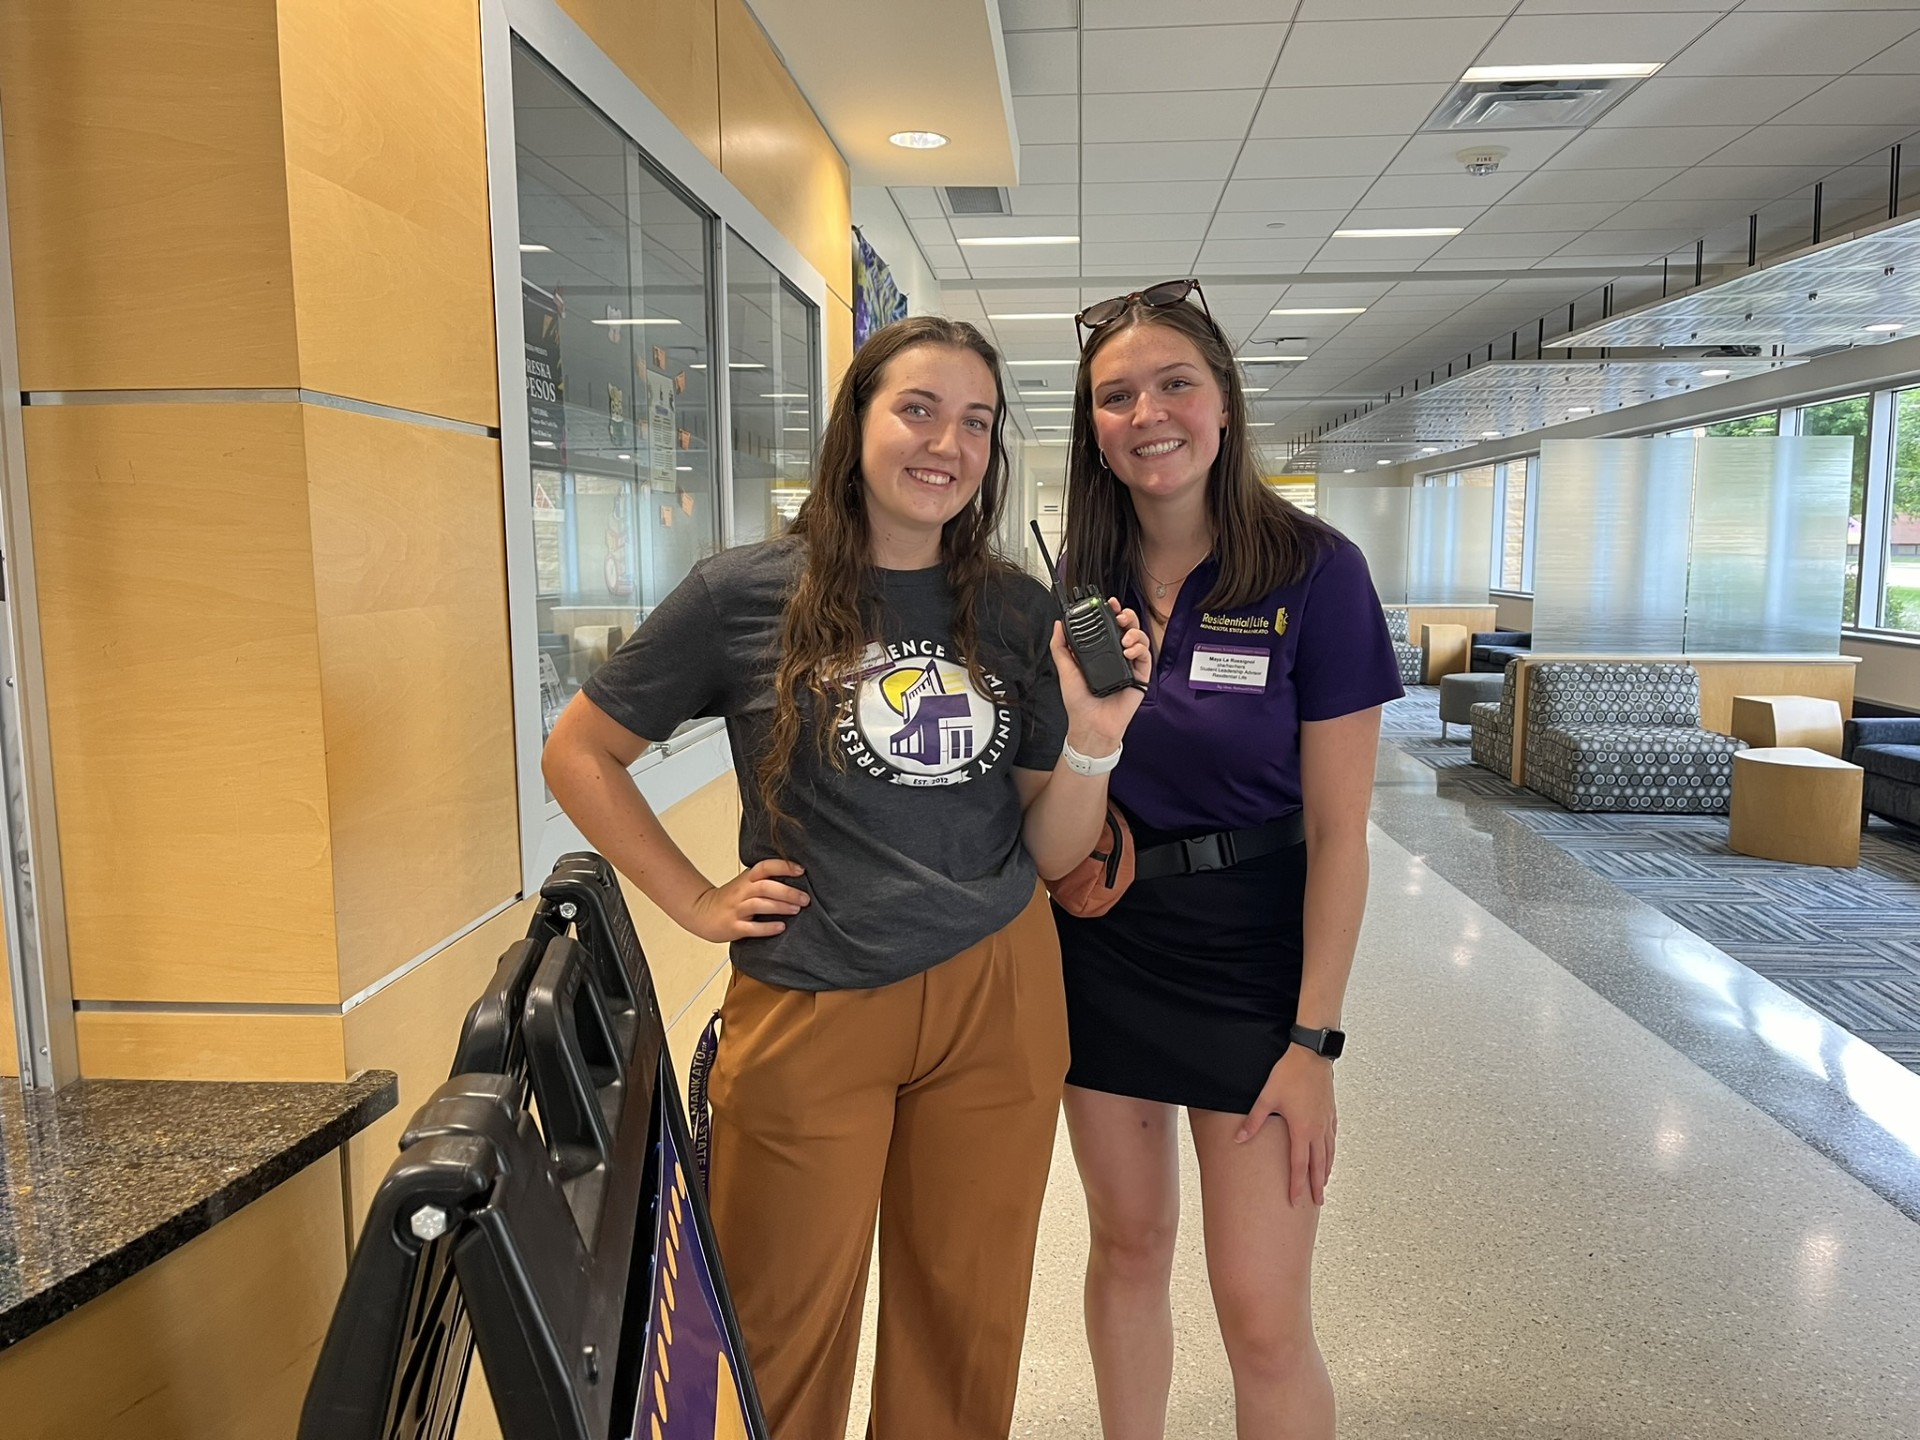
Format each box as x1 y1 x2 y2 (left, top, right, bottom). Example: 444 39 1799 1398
757 316 1018 847
1062 296 1331 611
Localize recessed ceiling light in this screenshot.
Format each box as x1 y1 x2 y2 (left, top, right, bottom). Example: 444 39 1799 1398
1422 446 1441 453
1865 323 1904 333
990 312 1076 320
1343 468 1357 474
1461 63 1664 82
1241 356 1310 364
1007 359 1079 366
519 242 551 253
676 465 692 472
1481 430 1502 438
1699 368 1731 378
533 439 557 448
592 317 681 326
784 427 812 433
1024 406 1074 412
1376 459 1393 465
1334 227 1462 239
889 130 949 149
957 235 1079 247
729 362 766 370
1033 425 1071 431
1270 307 1367 315
1249 422 1275 428
1567 406 1593 415
617 453 632 461
761 391 810 399
1243 387 1270 394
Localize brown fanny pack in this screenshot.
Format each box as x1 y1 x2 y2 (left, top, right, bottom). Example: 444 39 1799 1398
1046 809 1307 918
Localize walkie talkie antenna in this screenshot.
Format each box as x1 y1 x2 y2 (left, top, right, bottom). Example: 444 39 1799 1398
1030 521 1067 603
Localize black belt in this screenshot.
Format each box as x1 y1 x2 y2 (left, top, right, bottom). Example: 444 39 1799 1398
1132 812 1307 881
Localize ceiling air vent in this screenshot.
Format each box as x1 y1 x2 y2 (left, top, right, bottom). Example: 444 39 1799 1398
1015 377 1050 389
1424 78 1641 132
945 186 1011 216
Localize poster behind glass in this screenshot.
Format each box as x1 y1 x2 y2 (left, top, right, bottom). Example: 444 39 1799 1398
513 43 717 756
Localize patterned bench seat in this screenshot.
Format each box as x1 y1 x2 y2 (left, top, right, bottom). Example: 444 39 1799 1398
1468 661 1518 775
1383 607 1424 687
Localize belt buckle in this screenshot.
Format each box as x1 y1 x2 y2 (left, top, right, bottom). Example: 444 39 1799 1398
1180 831 1233 874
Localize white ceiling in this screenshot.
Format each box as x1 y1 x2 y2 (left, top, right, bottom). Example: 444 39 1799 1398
874 0 1920 464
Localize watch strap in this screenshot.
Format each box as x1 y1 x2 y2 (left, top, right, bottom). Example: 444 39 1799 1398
1289 1023 1345 1059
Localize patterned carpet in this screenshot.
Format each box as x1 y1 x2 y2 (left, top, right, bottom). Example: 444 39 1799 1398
1383 688 1920 1073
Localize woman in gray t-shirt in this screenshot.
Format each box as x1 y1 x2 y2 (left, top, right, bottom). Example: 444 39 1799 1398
544 315 1148 1439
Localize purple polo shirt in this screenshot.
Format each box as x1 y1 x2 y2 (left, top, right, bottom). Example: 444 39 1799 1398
1112 537 1403 835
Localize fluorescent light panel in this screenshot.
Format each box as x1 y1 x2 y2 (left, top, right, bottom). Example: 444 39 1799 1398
519 242 551 253
1241 356 1310 364
990 312 1077 320
958 236 1079 247
1462 63 1663 82
1334 227 1462 238
1270 307 1366 315
1007 359 1079 366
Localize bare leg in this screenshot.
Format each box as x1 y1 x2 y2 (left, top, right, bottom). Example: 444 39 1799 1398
1062 1084 1182 1440
1188 1107 1334 1440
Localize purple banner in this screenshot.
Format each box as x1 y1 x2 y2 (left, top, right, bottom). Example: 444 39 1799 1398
632 1105 755 1440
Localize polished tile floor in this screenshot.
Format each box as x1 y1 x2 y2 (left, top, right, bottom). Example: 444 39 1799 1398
844 746 1920 1438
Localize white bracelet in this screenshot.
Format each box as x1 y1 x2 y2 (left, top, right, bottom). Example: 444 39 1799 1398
1062 738 1122 776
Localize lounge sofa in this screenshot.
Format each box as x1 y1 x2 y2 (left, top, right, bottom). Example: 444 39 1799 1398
1471 629 1531 673
1383 608 1424 686
1843 717 1920 829
1523 661 1745 812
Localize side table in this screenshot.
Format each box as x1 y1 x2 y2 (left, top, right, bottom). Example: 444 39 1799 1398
1729 694 1843 757
1728 746 1863 868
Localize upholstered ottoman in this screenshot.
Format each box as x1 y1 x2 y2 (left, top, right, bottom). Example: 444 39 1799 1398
1527 722 1746 813
1440 672 1504 740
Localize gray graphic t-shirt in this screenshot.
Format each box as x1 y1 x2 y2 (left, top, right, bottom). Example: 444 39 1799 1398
584 536 1067 992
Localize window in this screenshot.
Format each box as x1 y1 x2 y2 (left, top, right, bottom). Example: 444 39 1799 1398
1799 394 1871 624
1666 411 1780 439
727 234 819 545
1498 458 1529 591
513 44 719 744
1882 385 1920 633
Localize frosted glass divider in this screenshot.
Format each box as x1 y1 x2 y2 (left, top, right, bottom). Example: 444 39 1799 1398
1533 439 1693 653
1316 478 1409 603
1408 483 1494 604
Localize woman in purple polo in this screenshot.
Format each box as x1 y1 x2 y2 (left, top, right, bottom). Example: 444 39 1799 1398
1052 279 1402 1440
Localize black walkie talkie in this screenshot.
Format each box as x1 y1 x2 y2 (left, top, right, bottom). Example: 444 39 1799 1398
1031 521 1135 697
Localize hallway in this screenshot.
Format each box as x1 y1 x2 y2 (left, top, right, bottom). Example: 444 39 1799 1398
851 746 1920 1438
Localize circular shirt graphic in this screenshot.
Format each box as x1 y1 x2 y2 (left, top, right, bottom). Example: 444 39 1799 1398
839 647 1010 788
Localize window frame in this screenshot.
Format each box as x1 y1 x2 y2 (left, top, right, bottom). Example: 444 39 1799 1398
483 0 832 891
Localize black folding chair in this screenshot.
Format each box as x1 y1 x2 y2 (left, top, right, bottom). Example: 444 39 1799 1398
300 854 766 1440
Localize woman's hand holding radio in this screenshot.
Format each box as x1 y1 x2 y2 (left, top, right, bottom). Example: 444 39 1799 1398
1052 599 1152 757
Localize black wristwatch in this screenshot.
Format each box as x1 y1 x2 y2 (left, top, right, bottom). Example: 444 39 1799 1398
1289 1023 1346 1060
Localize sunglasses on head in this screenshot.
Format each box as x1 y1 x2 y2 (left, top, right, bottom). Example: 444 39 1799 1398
1074 278 1213 349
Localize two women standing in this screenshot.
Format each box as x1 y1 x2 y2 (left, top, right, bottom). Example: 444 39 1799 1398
543 288 1398 1440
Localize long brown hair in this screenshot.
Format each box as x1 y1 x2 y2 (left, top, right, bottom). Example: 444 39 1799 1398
756 316 1018 845
1062 296 1330 610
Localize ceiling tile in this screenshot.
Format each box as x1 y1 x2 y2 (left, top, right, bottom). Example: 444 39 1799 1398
1639 164 1832 201
1013 94 1078 146
1515 0 1731 12
1316 234 1457 261
1432 231 1588 259
1248 83 1451 139
1473 9 1719 66
1083 24 1290 92
1860 30 1920 73
947 214 1083 240
1005 30 1078 95
1271 17 1510 86
1235 134 1406 179
1305 257 1431 272
1083 0 1284 25
1359 171 1525 208
1382 129 1576 176
1769 75 1920 128
1218 175 1377 210
1195 237 1336 268
1592 74 1828 129
1081 238 1206 267
1552 228 1699 257
1083 139 1243 182
1503 166 1683 203
1020 143 1080 185
1469 201 1625 231
1548 124 1751 170
1081 180 1229 214
998 0 1080 30
1080 213 1215 243
1082 89 1264 143
1597 198 1740 233
1662 10 1920 77
1296 0 1511 15
888 187 946 219
1340 205 1490 229
1008 183 1081 216
1704 123 1914 168
1206 209 1357 240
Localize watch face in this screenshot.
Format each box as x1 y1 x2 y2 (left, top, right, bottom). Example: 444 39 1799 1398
1323 1029 1346 1059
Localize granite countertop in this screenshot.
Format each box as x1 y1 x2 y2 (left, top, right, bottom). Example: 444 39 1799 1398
0 1071 397 1350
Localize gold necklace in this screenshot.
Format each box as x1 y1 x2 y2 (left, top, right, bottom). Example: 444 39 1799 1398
1140 555 1200 601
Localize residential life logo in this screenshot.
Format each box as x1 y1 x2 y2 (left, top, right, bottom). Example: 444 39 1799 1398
838 641 1014 787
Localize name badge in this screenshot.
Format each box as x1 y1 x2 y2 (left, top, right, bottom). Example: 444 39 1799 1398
1189 643 1270 694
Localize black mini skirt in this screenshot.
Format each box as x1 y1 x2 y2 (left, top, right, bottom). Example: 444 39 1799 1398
1052 829 1308 1115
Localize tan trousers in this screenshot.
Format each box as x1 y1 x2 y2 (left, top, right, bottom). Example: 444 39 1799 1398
706 885 1068 1440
